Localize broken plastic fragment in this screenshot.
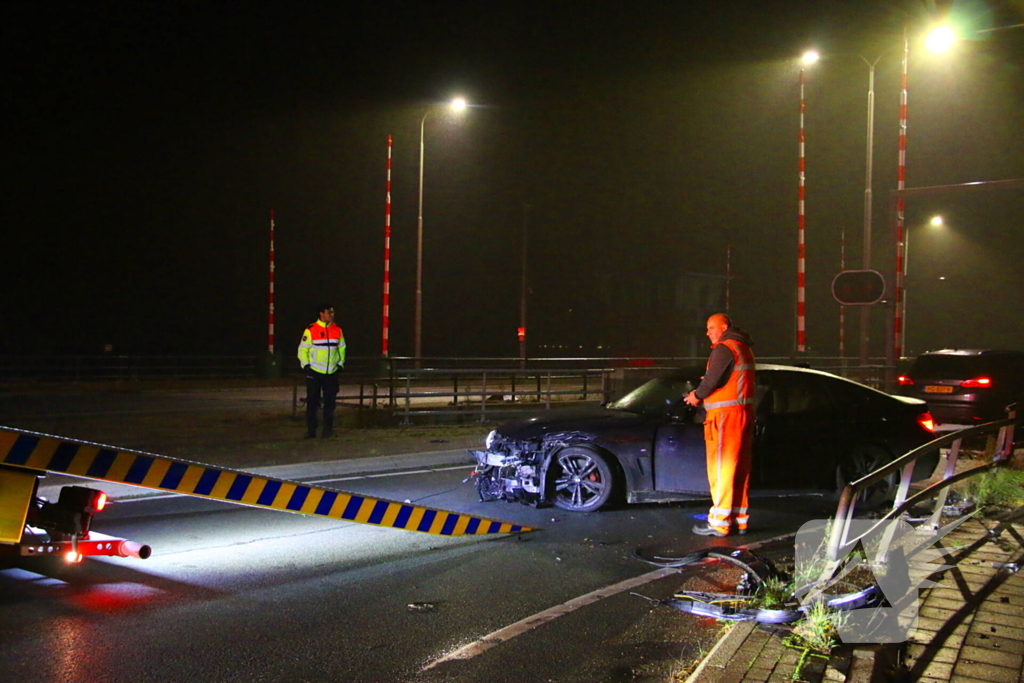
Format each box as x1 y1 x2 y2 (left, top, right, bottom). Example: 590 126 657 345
407 602 435 612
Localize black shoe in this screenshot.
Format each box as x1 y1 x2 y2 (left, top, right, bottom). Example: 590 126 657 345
692 524 729 537
321 430 335 438
304 432 317 439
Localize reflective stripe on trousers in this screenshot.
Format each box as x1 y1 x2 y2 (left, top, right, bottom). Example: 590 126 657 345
704 405 754 532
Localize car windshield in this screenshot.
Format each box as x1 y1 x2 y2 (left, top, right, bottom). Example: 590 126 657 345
608 375 697 414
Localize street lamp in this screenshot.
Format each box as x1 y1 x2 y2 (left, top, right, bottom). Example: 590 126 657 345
857 51 885 365
925 25 957 53
415 97 468 360
862 32 944 363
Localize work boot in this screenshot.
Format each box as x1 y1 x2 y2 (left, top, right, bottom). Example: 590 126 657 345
692 523 729 537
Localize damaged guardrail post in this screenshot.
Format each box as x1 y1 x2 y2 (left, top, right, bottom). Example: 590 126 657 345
827 487 856 562
926 434 963 530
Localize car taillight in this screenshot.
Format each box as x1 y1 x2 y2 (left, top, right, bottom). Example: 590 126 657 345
917 412 936 433
960 377 992 388
897 375 914 386
95 492 107 512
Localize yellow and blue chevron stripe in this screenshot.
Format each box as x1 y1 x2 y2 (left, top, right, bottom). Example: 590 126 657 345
0 426 532 536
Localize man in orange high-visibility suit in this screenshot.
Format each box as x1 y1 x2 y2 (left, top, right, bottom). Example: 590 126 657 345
684 313 756 537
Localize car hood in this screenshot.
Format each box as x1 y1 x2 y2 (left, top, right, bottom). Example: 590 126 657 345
494 406 650 440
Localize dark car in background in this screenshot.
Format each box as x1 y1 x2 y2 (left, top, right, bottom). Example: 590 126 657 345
472 365 937 513
898 349 1024 427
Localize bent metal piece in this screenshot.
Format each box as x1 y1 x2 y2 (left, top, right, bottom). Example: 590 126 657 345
0 426 532 537
633 546 881 624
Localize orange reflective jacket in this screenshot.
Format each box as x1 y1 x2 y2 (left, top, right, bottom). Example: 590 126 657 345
703 339 756 411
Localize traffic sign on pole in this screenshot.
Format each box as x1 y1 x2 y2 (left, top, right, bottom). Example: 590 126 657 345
832 270 885 305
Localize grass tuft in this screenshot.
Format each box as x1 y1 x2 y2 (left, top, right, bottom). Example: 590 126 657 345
955 467 1024 508
789 601 844 653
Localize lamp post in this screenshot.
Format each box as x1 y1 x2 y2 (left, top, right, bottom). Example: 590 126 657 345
858 53 884 365
893 25 956 361
415 97 467 361
861 23 954 363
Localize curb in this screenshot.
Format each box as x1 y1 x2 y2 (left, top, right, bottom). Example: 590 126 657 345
681 532 797 683
684 621 757 683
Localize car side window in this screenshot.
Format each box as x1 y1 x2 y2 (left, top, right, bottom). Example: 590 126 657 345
764 373 834 415
823 377 884 411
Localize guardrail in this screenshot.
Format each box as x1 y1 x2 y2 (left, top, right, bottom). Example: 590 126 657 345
0 355 260 381
827 404 1020 565
293 368 611 424
0 354 900 386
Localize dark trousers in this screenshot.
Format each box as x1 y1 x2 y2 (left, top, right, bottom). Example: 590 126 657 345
305 370 340 436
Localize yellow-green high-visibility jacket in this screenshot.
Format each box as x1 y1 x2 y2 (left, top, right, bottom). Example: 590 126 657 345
297 321 345 374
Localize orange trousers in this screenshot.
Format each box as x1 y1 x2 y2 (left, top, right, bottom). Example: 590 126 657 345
704 406 754 533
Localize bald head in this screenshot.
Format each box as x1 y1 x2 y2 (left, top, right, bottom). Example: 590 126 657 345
706 313 731 345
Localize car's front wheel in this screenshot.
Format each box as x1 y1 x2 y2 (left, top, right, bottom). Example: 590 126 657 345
549 447 614 512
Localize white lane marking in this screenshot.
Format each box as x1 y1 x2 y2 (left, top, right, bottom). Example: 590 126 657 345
308 464 470 485
421 567 681 671
107 465 473 504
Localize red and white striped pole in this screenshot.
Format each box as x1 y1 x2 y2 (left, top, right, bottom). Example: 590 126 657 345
796 68 807 353
382 135 392 357
268 209 275 355
893 37 909 360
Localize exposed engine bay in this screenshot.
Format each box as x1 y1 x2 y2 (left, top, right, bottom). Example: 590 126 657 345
470 429 596 507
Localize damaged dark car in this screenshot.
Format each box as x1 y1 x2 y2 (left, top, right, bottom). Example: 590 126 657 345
471 365 938 512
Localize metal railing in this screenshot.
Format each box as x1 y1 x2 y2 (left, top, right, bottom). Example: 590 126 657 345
0 355 260 381
293 367 610 424
827 404 1020 564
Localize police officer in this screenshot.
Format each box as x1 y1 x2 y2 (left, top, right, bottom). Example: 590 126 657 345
297 303 346 438
684 313 756 536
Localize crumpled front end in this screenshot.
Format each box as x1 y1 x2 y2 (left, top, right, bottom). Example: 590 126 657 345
470 430 548 506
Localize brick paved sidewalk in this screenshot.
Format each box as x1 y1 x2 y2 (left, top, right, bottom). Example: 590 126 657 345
686 511 1024 683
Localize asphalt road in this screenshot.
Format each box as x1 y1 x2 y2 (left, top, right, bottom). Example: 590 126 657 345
1 458 838 683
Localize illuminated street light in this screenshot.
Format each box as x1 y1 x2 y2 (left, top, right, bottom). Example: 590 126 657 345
925 25 956 53
812 37 948 362
801 50 820 65
415 97 469 360
929 215 944 227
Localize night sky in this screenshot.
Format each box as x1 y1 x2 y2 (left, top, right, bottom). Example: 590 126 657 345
5 1 1024 362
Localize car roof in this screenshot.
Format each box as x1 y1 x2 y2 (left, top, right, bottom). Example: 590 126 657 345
920 349 1024 357
665 363 891 394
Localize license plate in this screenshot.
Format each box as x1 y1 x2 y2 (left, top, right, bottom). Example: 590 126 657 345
925 385 954 394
